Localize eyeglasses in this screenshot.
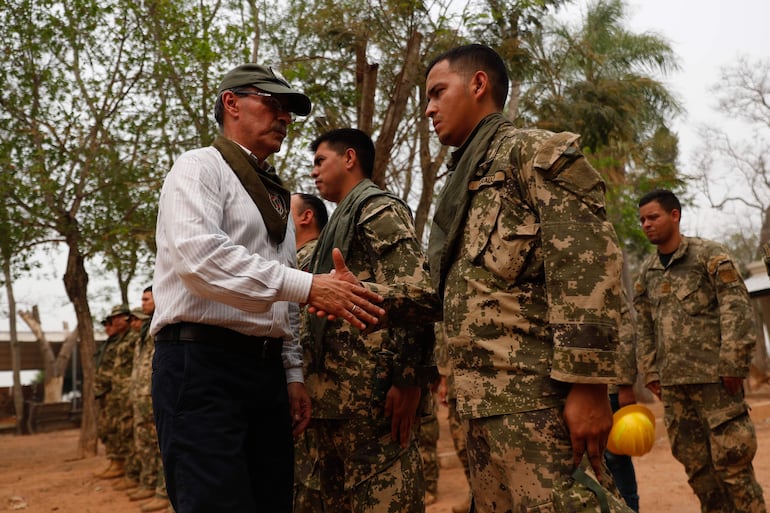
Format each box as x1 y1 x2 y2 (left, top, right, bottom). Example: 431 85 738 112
233 90 293 119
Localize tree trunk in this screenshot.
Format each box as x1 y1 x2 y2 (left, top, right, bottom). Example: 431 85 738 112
3 260 24 435
355 38 378 135
19 307 64 403
62 242 98 458
372 30 422 187
414 83 449 240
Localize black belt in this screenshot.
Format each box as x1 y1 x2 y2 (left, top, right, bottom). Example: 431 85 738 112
155 322 283 360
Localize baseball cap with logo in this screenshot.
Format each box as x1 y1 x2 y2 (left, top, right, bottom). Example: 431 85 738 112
218 64 311 116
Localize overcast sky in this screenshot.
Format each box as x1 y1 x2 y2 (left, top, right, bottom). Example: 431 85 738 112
5 0 770 336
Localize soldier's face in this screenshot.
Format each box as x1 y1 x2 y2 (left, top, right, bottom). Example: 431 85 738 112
141 291 155 315
425 60 478 147
110 314 130 334
103 319 116 337
311 142 350 204
639 200 679 246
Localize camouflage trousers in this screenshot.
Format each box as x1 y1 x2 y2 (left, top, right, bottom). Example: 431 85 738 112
447 397 471 483
662 383 766 513
97 388 134 465
466 408 633 513
132 392 163 489
294 417 424 513
294 427 323 513
419 392 439 495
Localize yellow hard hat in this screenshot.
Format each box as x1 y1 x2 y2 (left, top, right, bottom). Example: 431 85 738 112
606 404 655 456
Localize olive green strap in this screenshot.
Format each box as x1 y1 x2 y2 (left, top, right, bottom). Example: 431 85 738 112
572 468 610 513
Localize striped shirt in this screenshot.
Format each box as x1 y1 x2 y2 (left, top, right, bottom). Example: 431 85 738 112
151 145 313 383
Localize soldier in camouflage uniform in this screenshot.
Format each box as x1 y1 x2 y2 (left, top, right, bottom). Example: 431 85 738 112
124 308 168 511
95 305 138 483
298 128 441 513
291 192 327 512
634 189 766 513
291 192 328 272
425 44 631 512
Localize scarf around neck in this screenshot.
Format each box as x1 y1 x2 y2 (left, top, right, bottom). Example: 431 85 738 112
427 113 511 295
306 179 404 367
212 135 289 244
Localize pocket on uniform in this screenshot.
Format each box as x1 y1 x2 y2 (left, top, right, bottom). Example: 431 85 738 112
674 272 713 315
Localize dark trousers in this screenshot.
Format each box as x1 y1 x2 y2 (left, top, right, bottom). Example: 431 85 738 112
152 338 293 513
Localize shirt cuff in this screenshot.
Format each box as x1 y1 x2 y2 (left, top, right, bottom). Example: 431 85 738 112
280 267 314 303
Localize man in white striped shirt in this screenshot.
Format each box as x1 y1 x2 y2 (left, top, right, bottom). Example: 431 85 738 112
150 64 384 513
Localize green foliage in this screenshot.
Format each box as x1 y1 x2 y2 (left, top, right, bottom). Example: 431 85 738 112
0 0 687 308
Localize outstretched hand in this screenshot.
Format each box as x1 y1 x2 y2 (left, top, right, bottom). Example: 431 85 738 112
306 248 384 330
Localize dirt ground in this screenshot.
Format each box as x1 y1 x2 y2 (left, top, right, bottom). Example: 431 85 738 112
3 391 770 513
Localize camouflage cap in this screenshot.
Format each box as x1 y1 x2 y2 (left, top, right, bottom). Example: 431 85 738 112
103 304 130 323
130 307 149 320
218 64 311 116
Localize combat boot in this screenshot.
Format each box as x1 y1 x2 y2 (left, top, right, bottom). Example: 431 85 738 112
113 476 139 491
93 459 117 479
140 495 170 512
97 459 125 479
128 487 155 501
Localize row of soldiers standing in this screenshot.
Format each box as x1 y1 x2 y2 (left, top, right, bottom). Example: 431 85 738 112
93 287 172 513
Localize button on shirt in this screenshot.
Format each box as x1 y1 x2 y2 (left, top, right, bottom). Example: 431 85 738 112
151 145 313 383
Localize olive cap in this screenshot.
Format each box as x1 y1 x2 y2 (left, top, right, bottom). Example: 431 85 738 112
218 64 311 116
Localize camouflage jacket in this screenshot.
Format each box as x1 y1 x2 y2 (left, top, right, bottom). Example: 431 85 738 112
304 182 438 419
296 238 317 272
634 236 756 386
614 291 638 388
95 328 138 399
430 115 623 419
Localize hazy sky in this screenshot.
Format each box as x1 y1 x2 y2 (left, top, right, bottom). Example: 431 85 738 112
5 0 770 335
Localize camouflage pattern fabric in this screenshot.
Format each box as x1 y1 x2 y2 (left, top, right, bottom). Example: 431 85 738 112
297 238 317 273
635 238 765 513
467 409 632 513
419 392 439 496
611 292 638 393
299 190 437 512
634 236 756 386
294 427 323 512
447 398 471 483
434 324 471 482
297 417 424 513
131 330 163 489
436 125 623 419
428 119 624 510
303 193 437 417
96 329 138 466
661 384 765 513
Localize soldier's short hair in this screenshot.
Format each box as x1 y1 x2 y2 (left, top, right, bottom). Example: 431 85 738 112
294 193 329 231
311 128 375 178
426 44 510 111
638 189 681 214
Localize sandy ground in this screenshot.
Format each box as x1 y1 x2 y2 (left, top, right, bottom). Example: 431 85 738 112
2 391 770 513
